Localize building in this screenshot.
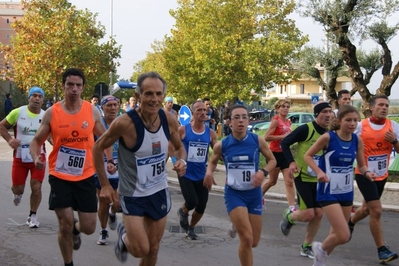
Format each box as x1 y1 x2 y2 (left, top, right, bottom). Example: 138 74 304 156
263 66 352 105
0 1 23 94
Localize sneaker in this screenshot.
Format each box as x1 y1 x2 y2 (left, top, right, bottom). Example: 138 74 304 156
300 245 315 259
186 227 198 240
378 246 398 263
280 208 294 236
348 221 354 242
108 206 117 231
72 219 82 250
27 214 40 228
177 208 189 231
114 223 128 262
13 194 22 206
312 241 328 266
97 229 109 245
227 223 237 238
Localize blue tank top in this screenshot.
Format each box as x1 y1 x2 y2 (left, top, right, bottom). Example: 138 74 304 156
222 133 260 191
182 124 211 181
317 131 358 202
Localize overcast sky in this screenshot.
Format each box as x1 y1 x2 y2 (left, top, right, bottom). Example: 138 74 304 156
69 0 399 98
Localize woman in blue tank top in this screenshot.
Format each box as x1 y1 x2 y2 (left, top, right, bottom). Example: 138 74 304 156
304 105 376 266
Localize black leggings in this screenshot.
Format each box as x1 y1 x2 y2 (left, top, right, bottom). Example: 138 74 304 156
178 176 209 214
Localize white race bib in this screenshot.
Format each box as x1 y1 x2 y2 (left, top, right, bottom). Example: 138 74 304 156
21 144 33 163
227 162 255 190
187 142 207 163
329 166 353 194
367 154 388 177
55 146 86 176
307 155 320 177
136 153 166 189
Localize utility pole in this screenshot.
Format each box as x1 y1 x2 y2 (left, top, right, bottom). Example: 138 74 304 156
109 0 114 95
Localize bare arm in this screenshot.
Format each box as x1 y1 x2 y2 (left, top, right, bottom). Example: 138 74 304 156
0 117 19 149
304 133 330 182
209 128 218 149
356 138 376 181
204 140 222 190
167 112 187 176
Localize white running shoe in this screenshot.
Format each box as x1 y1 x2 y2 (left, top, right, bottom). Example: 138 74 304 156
97 229 109 245
312 241 328 266
227 223 236 238
27 214 40 228
13 194 22 206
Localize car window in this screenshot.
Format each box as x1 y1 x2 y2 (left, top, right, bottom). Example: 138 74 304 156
290 115 299 124
303 114 314 123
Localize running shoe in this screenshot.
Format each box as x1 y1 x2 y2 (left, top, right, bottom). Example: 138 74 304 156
227 223 237 238
378 246 398 263
280 208 294 236
108 206 117 231
13 194 22 206
348 222 354 242
186 227 198 240
97 229 109 245
72 218 81 250
177 208 189 231
27 214 40 228
312 241 328 266
300 245 314 259
114 223 128 262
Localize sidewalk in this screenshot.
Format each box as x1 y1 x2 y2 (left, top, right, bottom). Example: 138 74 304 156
166 161 399 212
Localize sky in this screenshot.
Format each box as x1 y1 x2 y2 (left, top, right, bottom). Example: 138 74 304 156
69 0 399 98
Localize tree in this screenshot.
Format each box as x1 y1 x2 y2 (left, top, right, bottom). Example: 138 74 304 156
299 0 399 115
161 0 307 106
0 0 121 100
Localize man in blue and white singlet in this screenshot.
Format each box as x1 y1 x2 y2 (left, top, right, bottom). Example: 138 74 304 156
93 72 187 264
204 105 276 266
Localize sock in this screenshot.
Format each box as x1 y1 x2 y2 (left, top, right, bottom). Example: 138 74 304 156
65 261 73 266
29 211 36 217
73 220 80 236
287 214 294 224
303 243 311 248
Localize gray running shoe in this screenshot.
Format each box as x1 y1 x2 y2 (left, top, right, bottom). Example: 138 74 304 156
114 223 128 262
97 229 109 245
177 208 189 231
312 241 328 266
378 246 398 264
300 245 314 259
280 208 294 236
186 227 198 240
72 218 81 250
108 206 117 231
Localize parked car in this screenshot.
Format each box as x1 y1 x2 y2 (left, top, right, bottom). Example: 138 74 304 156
247 110 271 132
251 112 315 132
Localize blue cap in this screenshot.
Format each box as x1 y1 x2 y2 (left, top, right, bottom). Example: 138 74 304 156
28 86 44 99
165 96 173 103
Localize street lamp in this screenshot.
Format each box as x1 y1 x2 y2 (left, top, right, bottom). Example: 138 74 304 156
109 0 114 95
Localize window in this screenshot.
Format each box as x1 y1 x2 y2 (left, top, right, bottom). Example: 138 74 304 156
6 34 10 39
6 18 9 24
300 84 305 94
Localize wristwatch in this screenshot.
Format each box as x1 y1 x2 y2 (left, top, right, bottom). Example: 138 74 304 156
259 168 269 177
107 159 116 166
392 139 398 145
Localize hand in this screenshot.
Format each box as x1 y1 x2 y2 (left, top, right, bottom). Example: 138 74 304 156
317 171 329 182
34 154 45 170
8 138 20 150
288 162 298 178
365 171 377 181
107 163 117 175
173 160 186 177
99 184 117 204
203 173 217 191
385 129 396 143
251 171 264 187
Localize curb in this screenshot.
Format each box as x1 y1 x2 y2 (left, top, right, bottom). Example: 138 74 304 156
167 165 399 212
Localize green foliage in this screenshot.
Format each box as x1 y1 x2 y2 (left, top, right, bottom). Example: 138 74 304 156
1 0 121 100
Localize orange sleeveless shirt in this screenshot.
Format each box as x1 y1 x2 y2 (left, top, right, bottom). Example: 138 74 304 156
49 101 95 181
355 119 393 181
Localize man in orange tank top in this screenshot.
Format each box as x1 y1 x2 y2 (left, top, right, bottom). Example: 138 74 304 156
349 95 399 263
30 68 116 266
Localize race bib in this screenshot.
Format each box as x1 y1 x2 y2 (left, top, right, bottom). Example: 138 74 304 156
55 146 86 176
227 162 255 190
136 153 166 189
367 154 388 177
187 142 207 163
21 144 33 163
329 166 353 194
